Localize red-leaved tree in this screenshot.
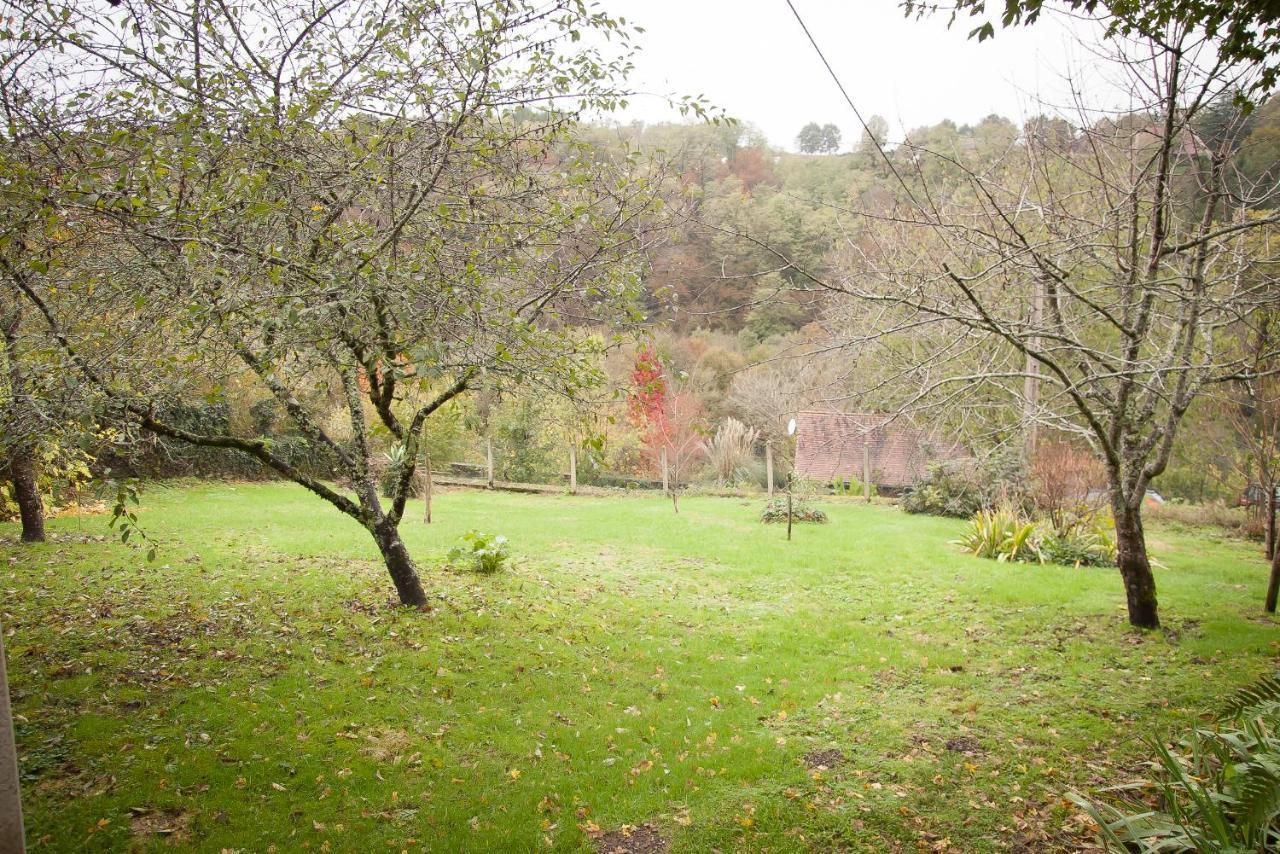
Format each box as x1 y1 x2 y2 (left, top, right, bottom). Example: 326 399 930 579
627 345 667 427
627 346 705 510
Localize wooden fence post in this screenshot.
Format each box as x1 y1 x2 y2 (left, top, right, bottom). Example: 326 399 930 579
569 445 577 494
660 446 669 494
486 436 494 488
786 476 793 541
0 624 25 853
862 442 871 504
766 440 774 498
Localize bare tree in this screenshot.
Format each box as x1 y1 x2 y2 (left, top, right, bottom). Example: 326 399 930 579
644 391 706 513
1216 309 1280 609
804 30 1280 628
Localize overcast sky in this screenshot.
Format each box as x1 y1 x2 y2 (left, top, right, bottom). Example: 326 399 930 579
602 0 1110 150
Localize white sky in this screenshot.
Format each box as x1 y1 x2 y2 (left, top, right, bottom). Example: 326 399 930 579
602 0 1110 149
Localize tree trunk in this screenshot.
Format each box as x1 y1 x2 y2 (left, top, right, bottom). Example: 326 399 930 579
3 309 42 545
372 523 428 607
8 449 43 543
1267 483 1276 561
1266 535 1280 614
1113 502 1160 629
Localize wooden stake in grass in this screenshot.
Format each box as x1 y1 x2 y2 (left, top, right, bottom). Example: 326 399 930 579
786 417 797 540
786 476 793 542
486 436 495 489
569 445 577 495
862 442 871 505
1267 541 1280 614
421 454 433 524
766 440 774 498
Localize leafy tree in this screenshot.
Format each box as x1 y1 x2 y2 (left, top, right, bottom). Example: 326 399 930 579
0 69 105 543
0 301 45 542
626 345 706 509
857 115 891 162
796 122 842 154
744 276 809 341
906 0 1280 100
4 0 670 605
627 345 668 428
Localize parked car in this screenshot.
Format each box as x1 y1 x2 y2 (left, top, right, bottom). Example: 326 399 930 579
1238 484 1280 508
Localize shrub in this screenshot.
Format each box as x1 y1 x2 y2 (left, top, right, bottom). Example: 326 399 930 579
492 397 562 484
1071 672 1280 852
760 496 828 524
831 476 877 497
706 417 759 486
903 462 987 517
904 450 1028 518
955 506 1042 563
1030 441 1108 529
378 444 424 499
1040 513 1118 568
447 530 510 574
956 506 1116 567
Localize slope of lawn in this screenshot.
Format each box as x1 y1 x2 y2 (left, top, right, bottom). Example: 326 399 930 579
3 481 1276 852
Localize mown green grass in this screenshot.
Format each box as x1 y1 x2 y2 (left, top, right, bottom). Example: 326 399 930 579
3 481 1277 852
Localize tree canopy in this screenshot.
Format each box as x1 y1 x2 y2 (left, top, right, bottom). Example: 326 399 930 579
796 122 842 154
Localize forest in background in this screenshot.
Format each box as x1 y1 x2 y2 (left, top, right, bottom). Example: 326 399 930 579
41 99 1276 506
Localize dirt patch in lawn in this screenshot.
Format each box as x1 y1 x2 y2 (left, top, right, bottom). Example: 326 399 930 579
360 727 419 764
130 807 194 844
802 748 847 769
944 736 983 754
594 822 670 854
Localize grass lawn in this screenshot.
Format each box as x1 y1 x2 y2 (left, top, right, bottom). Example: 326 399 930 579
3 481 1277 852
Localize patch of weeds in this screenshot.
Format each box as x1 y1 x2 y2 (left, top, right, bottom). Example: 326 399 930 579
447 530 511 573
15 725 73 784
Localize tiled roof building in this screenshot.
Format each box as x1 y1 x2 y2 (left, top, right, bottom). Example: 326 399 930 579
792 410 965 489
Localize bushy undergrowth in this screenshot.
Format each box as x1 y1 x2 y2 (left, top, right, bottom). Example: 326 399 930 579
1072 673 1280 851
831 476 877 498
956 506 1116 567
1148 500 1259 539
903 451 1026 518
760 496 828 524
0 438 94 521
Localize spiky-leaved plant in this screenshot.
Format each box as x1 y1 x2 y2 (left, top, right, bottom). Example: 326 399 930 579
1071 672 1280 851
